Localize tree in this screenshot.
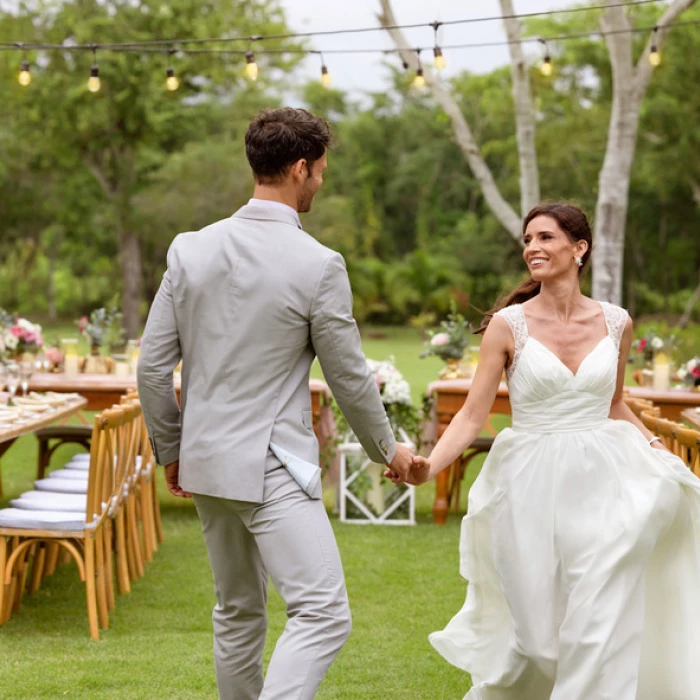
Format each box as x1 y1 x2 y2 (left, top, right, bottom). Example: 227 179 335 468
0 0 301 336
378 0 697 305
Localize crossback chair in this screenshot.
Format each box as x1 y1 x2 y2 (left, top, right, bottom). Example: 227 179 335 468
0 405 136 639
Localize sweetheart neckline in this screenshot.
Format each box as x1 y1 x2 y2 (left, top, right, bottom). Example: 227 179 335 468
526 335 611 379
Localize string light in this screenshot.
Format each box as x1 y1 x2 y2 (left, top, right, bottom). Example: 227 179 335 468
649 26 661 66
165 49 179 90
540 40 553 76
412 51 426 89
245 49 258 81
432 21 446 70
88 47 101 92
18 59 31 86
319 54 332 87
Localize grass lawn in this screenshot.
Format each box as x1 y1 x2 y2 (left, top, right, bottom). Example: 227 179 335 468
0 430 479 699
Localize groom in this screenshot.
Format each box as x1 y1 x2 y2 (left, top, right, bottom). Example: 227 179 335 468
137 107 414 700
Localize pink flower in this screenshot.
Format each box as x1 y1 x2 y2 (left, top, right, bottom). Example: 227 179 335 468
10 325 22 338
637 338 647 353
77 316 89 333
692 366 700 379
45 346 63 364
24 331 36 344
430 332 450 347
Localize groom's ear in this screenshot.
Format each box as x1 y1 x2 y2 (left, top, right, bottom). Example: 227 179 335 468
289 158 308 182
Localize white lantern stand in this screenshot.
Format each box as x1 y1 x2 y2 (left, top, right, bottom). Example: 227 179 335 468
338 431 415 526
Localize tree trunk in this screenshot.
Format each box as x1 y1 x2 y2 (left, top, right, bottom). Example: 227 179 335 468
592 0 697 303
119 228 142 340
500 0 540 215
679 272 700 329
377 0 522 243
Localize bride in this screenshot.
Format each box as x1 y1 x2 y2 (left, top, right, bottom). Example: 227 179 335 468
395 203 700 699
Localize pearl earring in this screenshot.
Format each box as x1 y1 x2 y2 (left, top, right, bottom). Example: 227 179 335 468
574 256 582 267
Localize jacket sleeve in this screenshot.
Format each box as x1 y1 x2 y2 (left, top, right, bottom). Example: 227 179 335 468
309 253 396 464
137 259 182 466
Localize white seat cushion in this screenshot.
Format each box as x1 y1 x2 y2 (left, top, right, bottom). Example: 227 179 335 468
0 508 86 531
10 491 87 513
64 461 90 471
35 478 88 494
47 469 88 481
69 454 91 462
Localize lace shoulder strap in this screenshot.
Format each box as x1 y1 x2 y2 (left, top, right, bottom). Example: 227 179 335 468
600 301 629 350
494 304 528 376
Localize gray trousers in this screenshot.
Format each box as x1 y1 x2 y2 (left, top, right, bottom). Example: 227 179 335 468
192 460 351 700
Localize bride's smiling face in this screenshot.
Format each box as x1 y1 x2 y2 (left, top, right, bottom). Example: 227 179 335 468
522 215 587 281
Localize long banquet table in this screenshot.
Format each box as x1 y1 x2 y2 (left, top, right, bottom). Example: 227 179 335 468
27 373 333 444
0 395 88 497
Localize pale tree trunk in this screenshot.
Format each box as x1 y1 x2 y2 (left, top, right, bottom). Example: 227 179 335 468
378 0 522 242
500 0 540 215
84 150 143 339
592 0 697 303
118 225 142 340
679 267 700 328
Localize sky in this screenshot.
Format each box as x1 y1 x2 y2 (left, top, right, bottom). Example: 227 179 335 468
277 0 567 97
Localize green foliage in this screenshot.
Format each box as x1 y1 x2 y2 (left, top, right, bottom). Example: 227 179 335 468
421 301 473 361
78 300 125 351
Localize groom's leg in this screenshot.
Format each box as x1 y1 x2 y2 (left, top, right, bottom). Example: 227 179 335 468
245 473 351 700
193 493 268 700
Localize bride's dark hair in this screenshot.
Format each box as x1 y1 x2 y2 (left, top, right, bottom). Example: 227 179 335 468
476 202 593 334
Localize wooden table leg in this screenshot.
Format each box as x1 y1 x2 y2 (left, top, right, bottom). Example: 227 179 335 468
0 439 18 499
433 457 460 525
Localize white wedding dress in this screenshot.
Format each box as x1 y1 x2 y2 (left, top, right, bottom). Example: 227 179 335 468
430 301 700 700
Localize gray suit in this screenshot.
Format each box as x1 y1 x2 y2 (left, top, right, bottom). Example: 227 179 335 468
138 203 397 699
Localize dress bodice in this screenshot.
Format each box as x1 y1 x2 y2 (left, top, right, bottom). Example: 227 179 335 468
495 302 628 433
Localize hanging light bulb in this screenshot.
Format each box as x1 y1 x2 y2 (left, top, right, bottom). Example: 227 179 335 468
88 64 101 92
433 47 446 71
541 55 552 77
649 27 661 67
166 66 179 91
18 59 31 86
321 64 332 88
245 50 258 81
431 21 446 70
412 67 426 90
88 48 101 92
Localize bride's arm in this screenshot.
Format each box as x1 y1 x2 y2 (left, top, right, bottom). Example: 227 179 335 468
422 316 512 481
608 318 668 451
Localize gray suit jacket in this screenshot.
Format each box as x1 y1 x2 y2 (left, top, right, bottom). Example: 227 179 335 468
137 203 397 502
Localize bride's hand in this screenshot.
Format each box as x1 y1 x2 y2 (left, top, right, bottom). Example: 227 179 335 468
384 456 431 485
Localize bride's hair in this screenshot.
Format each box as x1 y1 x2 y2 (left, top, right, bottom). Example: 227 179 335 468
476 202 593 334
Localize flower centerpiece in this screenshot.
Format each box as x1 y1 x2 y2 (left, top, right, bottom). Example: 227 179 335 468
421 302 472 379
77 303 125 373
0 311 44 361
675 357 700 389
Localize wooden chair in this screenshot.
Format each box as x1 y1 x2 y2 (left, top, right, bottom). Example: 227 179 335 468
0 406 133 638
673 426 700 478
35 425 92 480
625 397 658 419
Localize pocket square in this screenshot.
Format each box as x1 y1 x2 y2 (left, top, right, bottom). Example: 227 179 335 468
269 443 322 499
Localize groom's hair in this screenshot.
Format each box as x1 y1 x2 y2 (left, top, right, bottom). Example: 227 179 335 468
245 108 332 184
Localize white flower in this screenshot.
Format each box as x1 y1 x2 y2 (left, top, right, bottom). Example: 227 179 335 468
677 366 688 380
382 376 412 405
431 332 450 347
688 358 698 372
4 332 18 350
651 337 664 350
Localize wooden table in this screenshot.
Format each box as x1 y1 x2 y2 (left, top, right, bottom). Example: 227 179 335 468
681 408 700 430
0 395 88 497
624 387 700 422
28 373 331 440
430 379 510 525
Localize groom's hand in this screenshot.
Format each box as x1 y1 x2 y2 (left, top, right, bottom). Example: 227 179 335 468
164 460 192 498
384 455 431 486
387 443 413 479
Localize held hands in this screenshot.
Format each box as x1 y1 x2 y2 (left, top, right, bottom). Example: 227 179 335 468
384 452 432 486
164 460 192 498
